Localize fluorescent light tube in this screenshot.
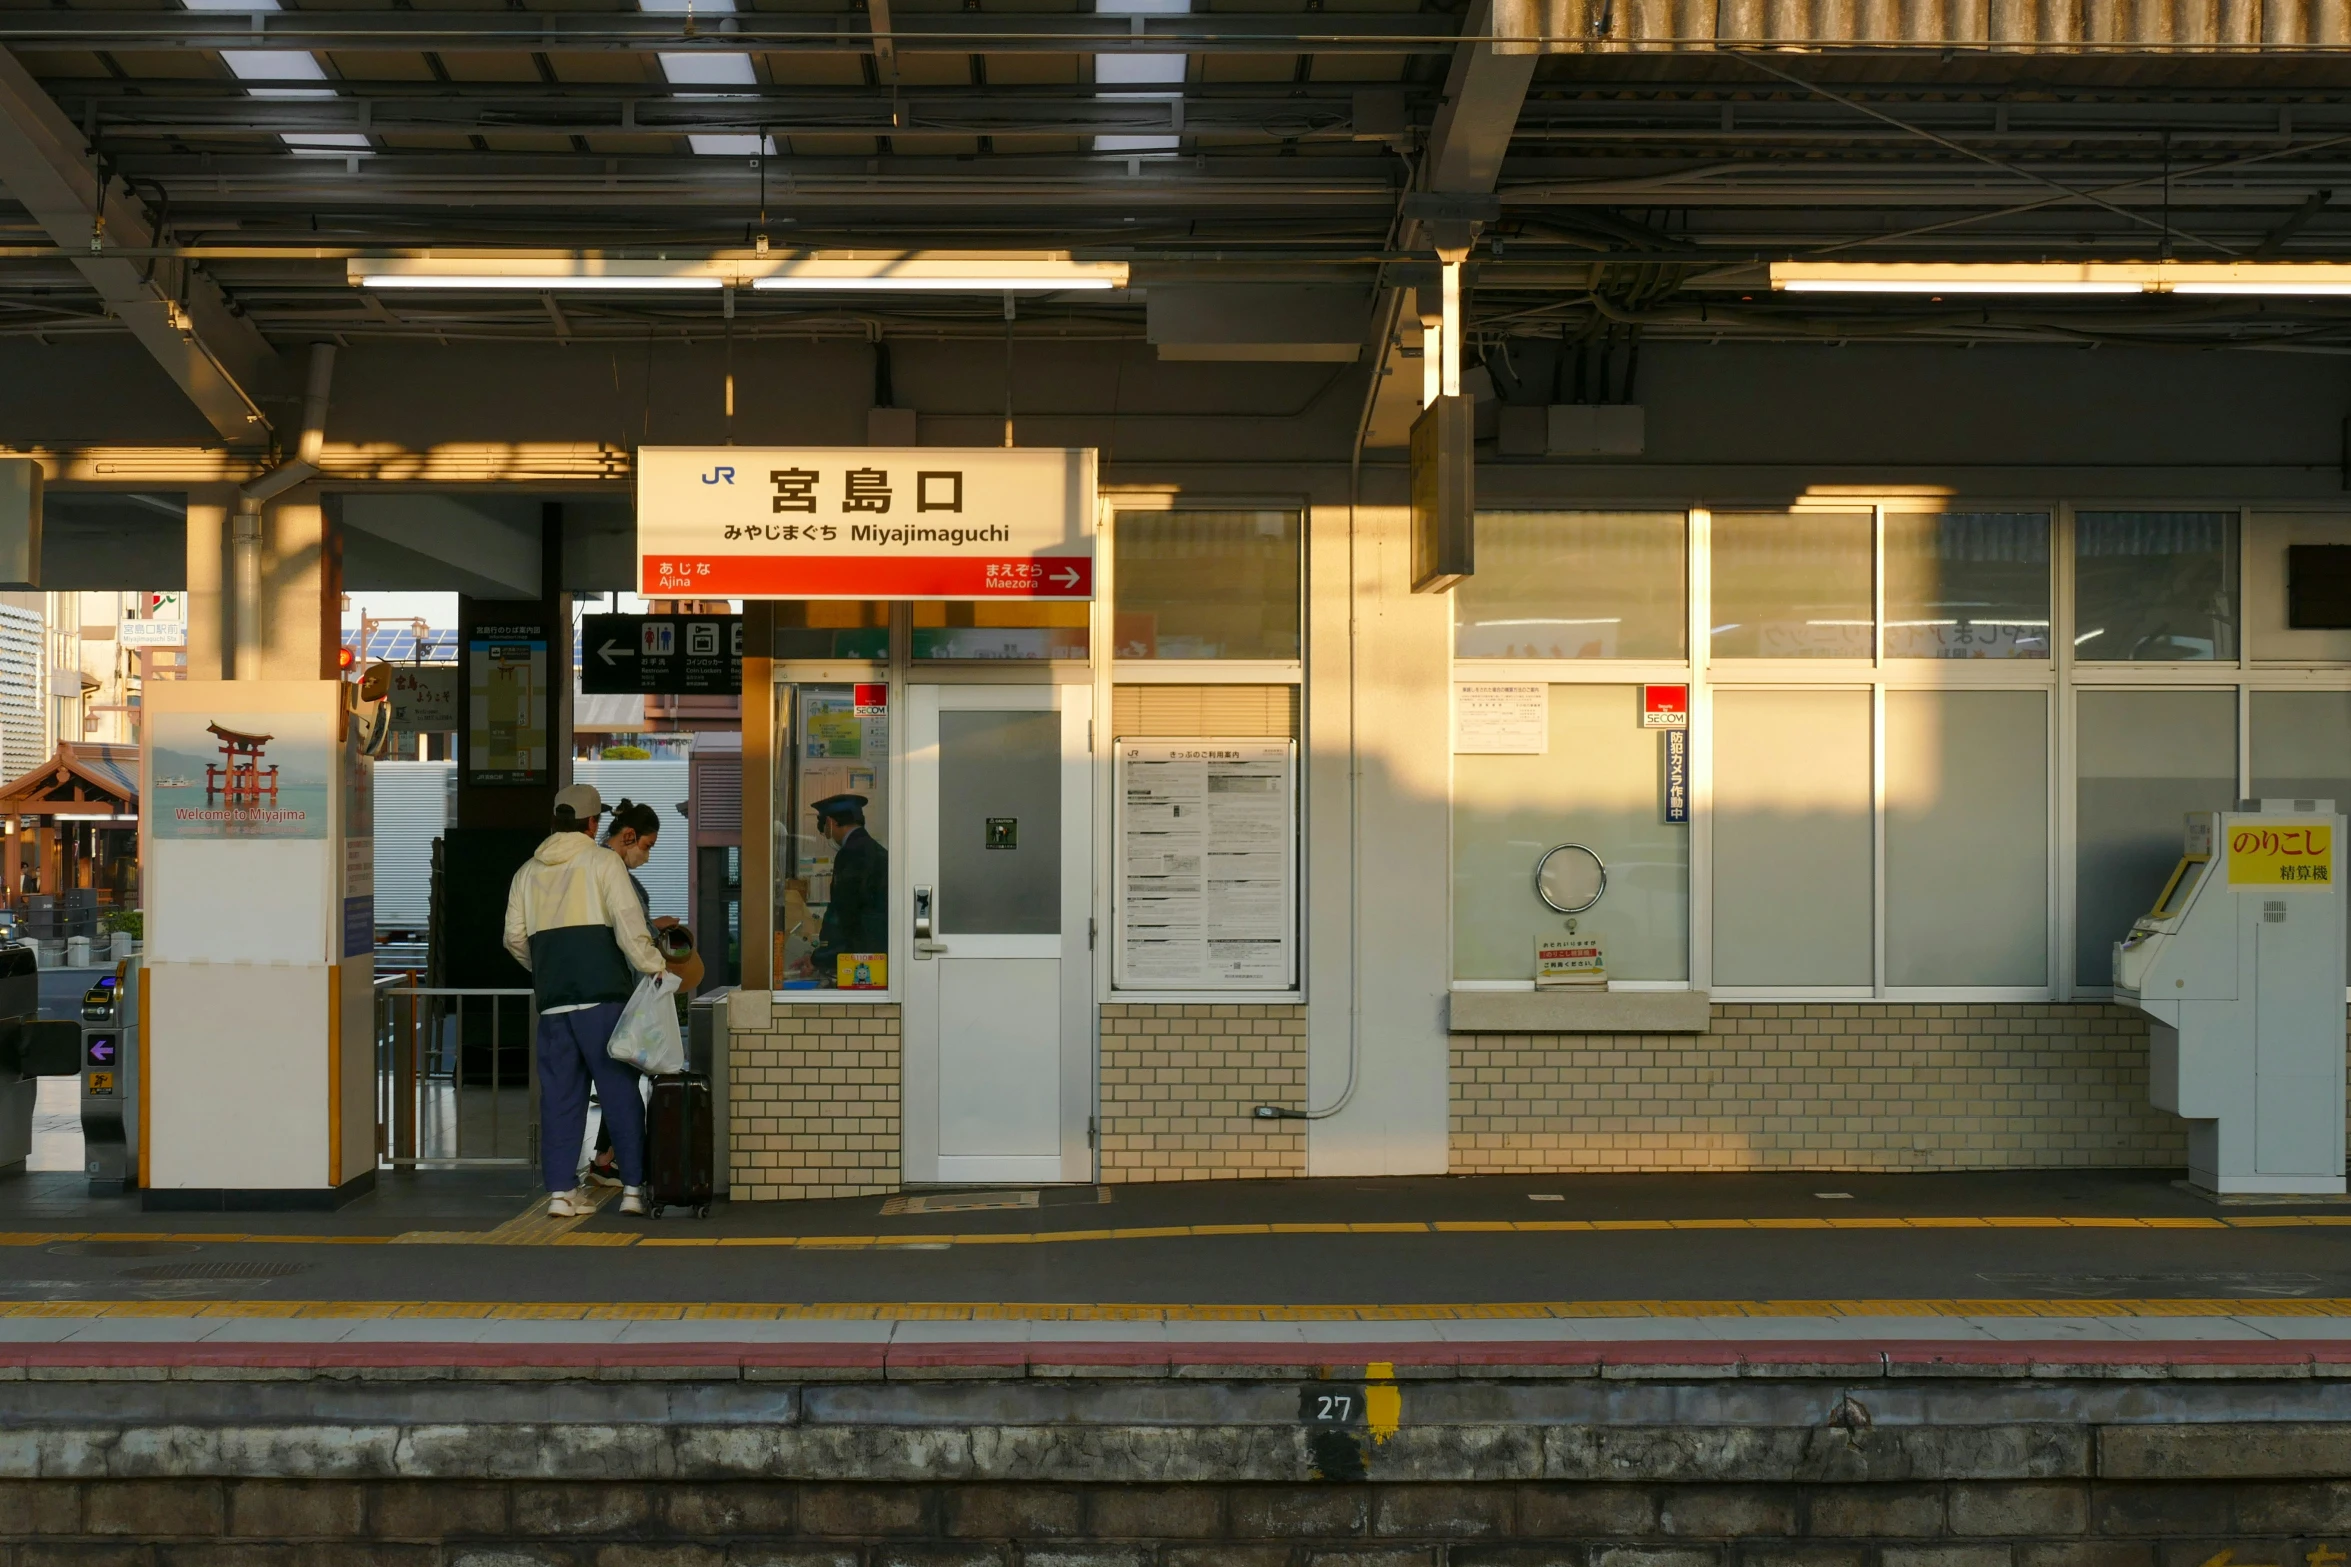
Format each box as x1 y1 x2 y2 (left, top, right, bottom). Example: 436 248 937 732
357 274 723 290
1777 278 2143 295
2170 281 2351 295
750 275 1119 292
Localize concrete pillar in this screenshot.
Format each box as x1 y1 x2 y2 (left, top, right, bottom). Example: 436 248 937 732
182 487 234 683
141 467 372 1209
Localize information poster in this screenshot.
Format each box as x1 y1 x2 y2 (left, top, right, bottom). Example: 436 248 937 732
465 628 548 786
1454 683 1547 754
1116 739 1296 991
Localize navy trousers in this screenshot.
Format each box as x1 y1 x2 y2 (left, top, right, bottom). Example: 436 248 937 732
536 1001 644 1193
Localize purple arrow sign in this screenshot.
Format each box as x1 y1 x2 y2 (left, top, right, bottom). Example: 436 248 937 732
86 1038 115 1067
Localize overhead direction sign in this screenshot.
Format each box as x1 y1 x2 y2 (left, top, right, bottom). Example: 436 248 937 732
582 612 744 696
636 446 1096 601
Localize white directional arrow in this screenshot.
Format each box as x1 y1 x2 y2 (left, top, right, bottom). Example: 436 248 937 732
1051 566 1081 589
596 639 628 667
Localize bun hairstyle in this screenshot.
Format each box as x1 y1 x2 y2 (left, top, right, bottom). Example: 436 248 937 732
603 798 664 844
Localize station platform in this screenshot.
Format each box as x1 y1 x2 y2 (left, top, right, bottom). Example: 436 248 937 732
5 1167 2351 1358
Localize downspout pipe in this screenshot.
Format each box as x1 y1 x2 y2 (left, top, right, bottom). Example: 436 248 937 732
231 343 335 679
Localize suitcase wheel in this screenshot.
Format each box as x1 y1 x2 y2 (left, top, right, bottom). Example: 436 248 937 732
695 1203 711 1219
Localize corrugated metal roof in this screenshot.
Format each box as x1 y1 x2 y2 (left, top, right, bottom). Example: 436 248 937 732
1494 0 2351 51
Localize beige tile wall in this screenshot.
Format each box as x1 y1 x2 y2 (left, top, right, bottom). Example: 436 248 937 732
1451 1002 2191 1172
727 1002 901 1201
1099 1003 1309 1181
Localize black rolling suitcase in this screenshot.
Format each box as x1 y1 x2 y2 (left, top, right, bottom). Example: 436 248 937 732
643 1072 715 1218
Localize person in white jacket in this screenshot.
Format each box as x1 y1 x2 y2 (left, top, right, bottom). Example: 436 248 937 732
504 782 667 1217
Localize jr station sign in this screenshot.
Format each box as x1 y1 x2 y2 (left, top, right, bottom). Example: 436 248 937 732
636 446 1097 600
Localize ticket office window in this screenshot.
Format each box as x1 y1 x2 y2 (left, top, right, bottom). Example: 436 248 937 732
774 682 892 992
1114 509 1302 661
1452 685 1691 985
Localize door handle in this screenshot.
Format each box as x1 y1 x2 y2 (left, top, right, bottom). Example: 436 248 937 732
913 885 947 959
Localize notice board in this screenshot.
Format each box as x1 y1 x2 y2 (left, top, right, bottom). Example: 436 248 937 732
1115 738 1297 991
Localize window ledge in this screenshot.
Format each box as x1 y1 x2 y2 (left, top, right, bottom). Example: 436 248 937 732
1446 988 1712 1034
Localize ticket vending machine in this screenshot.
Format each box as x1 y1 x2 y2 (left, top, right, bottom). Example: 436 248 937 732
79 969 137 1194
2115 804 2348 1195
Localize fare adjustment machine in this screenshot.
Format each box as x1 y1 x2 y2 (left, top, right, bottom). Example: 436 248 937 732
2116 804 2348 1196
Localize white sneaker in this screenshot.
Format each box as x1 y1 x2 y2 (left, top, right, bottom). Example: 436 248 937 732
547 1190 592 1218
619 1187 647 1217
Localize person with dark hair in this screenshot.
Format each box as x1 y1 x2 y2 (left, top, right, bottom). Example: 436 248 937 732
502 782 667 1218
810 792 887 985
583 797 699 1189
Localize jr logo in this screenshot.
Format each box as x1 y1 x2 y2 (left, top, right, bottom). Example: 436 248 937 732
701 465 737 485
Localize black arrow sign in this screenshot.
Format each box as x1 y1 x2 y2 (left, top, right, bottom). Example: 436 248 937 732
580 613 744 696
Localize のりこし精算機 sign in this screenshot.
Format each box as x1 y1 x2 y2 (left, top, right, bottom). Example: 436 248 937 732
635 446 1096 601
2227 820 2336 887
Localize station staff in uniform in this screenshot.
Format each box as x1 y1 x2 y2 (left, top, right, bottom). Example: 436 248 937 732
811 792 887 984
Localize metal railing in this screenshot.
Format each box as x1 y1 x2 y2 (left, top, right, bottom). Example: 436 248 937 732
375 975 539 1168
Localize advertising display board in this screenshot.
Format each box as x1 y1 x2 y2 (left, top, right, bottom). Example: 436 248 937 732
637 446 1095 600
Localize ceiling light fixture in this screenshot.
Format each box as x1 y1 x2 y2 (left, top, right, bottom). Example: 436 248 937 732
1772 261 2351 296
351 252 1129 293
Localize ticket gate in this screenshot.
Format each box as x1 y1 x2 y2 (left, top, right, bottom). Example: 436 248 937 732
79 970 137 1194
0 944 93 1173
2115 804 2349 1195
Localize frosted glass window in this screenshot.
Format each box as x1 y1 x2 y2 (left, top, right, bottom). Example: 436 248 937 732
938 709 1061 936
1710 511 1874 659
772 600 889 660
912 601 1088 660
1885 690 2049 986
2252 690 2351 969
1454 512 1686 660
1883 512 2052 660
1452 685 1689 982
1114 509 1301 660
2074 511 2238 662
1713 689 1873 985
2075 689 2237 985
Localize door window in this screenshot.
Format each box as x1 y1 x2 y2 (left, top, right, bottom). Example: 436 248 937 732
936 708 1063 935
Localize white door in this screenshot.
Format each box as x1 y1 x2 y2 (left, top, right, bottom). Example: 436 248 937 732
904 684 1094 1185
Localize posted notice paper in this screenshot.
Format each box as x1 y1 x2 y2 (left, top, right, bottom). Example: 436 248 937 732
1117 739 1296 990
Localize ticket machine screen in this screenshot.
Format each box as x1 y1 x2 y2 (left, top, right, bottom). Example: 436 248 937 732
2149 856 2210 920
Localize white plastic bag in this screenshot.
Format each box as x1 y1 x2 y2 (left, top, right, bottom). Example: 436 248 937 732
606 971 685 1075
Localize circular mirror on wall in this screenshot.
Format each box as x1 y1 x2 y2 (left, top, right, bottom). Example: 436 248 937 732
1533 843 1607 916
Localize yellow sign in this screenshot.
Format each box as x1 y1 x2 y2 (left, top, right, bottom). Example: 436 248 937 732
2226 821 2335 887
837 952 887 990
86 1071 114 1094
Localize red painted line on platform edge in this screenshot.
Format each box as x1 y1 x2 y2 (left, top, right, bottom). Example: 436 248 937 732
6 1340 2351 1373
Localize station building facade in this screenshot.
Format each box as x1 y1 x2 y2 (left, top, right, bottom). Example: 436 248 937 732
710 337 2351 1198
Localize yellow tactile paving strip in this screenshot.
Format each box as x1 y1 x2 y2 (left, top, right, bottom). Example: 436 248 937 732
6 1212 2351 1250
6 1296 2351 1322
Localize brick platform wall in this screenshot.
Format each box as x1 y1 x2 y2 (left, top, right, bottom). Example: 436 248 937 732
1451 1001 2196 1173
727 1002 900 1201
1099 1003 1308 1182
12 1476 2351 1564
